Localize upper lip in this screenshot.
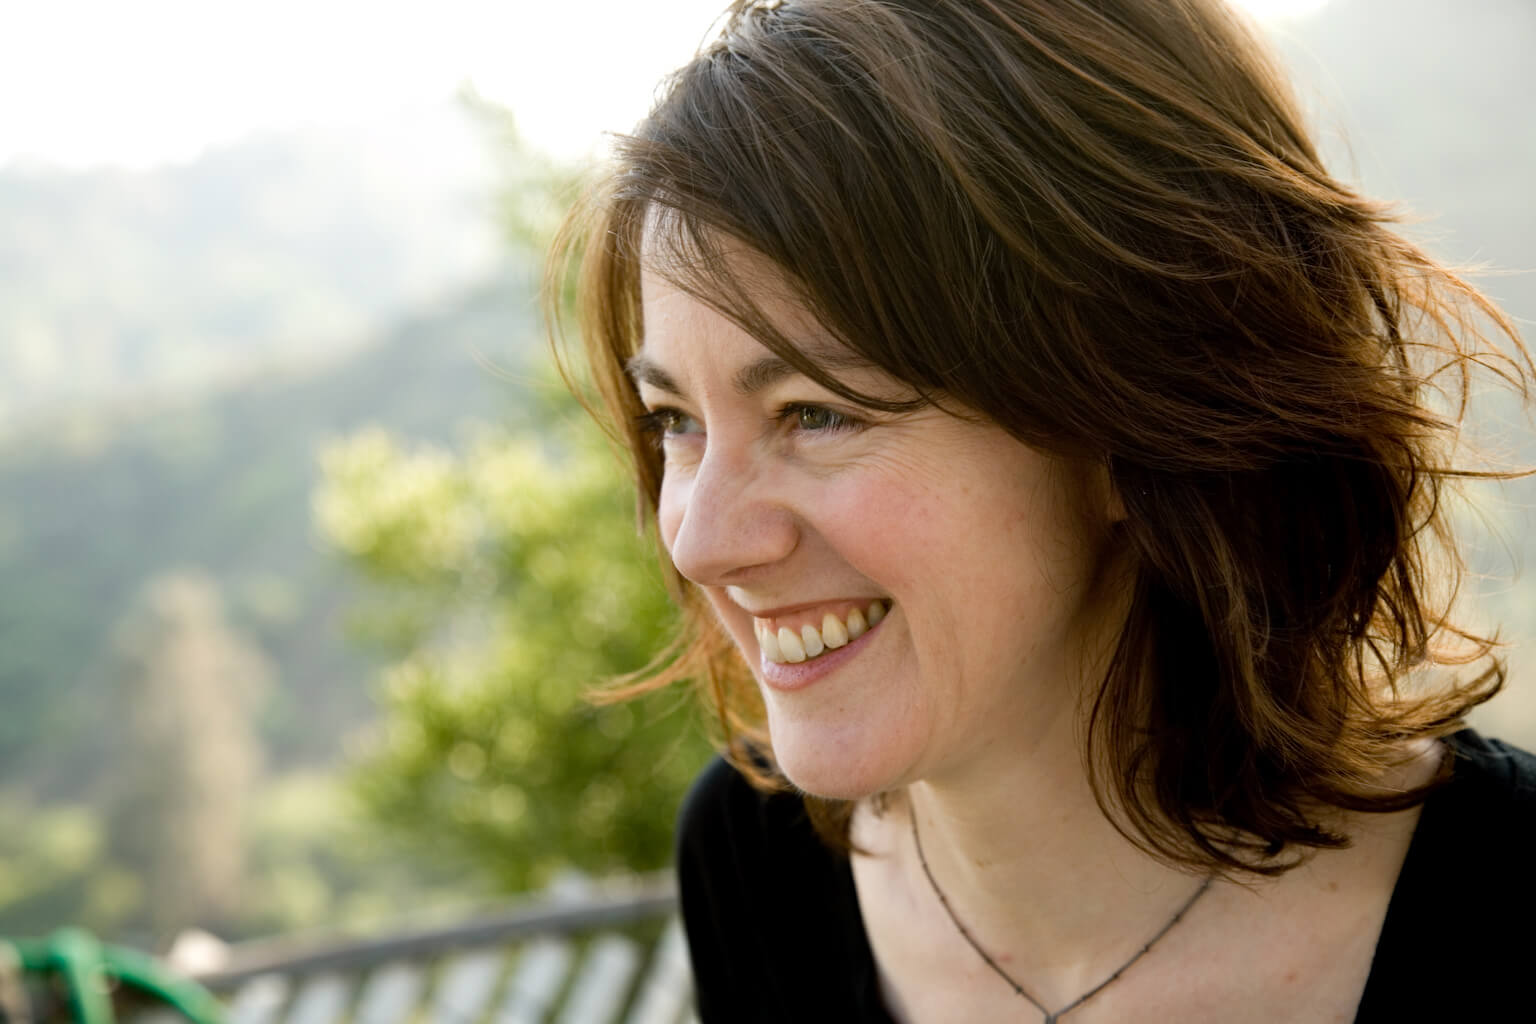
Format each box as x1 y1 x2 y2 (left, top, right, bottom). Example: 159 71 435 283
733 598 888 619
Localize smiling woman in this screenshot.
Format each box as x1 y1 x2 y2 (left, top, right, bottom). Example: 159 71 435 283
550 1 1535 1021
632 264 1123 806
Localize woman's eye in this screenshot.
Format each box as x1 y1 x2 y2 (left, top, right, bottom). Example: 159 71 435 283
784 404 858 433
636 402 861 447
635 407 701 440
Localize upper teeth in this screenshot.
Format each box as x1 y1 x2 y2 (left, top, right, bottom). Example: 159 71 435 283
754 601 889 664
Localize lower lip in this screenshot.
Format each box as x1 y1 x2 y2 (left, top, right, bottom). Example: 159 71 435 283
758 616 887 692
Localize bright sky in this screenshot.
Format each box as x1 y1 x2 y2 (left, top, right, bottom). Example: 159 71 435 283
0 0 1331 170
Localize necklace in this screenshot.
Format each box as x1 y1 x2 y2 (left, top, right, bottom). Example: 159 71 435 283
909 811 1213 1023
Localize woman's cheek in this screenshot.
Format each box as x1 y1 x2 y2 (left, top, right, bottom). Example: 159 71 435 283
656 477 687 558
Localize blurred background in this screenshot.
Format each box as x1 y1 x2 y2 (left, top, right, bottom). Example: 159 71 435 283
0 0 1531 958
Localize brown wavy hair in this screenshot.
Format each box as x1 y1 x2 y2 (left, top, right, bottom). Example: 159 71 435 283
549 0 1529 876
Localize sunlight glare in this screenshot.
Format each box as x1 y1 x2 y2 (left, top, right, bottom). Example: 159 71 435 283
1228 0 1333 20
0 0 1332 170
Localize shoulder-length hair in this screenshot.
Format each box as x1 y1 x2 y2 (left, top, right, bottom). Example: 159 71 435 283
550 0 1528 876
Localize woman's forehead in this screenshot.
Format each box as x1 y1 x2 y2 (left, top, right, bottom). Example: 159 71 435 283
634 220 933 410
638 217 802 310
638 257 856 364
635 270 873 386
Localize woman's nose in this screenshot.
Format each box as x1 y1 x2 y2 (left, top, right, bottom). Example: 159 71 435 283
661 448 797 586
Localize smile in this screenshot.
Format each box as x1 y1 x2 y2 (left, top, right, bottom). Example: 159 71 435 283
753 600 890 664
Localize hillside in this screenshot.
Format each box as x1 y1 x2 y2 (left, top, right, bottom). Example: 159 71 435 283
0 269 541 794
0 104 498 431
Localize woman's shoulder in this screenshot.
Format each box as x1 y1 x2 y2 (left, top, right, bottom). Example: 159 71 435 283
675 753 814 857
1354 729 1536 1020
674 755 886 1021
675 753 849 905
1397 728 1536 887
1428 728 1536 849
1442 728 1536 795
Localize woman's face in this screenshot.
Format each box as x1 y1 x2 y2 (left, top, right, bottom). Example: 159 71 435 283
635 263 1127 799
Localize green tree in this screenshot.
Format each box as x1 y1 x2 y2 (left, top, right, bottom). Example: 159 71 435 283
101 571 269 942
314 94 713 893
315 395 712 892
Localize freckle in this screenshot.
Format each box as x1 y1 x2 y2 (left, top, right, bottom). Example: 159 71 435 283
1284 969 1299 984
1325 881 1339 892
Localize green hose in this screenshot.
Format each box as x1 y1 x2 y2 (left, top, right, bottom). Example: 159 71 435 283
1 928 224 1024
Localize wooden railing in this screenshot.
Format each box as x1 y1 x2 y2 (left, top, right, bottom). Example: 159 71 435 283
188 877 695 1024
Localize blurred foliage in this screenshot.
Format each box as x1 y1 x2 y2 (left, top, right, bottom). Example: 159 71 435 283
316 388 711 891
0 763 493 945
0 797 131 938
236 770 488 938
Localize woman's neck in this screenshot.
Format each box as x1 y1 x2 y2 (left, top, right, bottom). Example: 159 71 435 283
896 726 1206 987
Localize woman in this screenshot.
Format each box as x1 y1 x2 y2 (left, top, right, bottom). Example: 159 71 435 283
553 0 1535 1020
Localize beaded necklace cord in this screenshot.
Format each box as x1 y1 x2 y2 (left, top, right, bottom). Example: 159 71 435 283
908 812 1214 1023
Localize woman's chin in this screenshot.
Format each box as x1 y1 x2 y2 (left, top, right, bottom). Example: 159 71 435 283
768 723 914 801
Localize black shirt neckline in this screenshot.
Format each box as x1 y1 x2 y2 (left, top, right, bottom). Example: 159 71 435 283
835 729 1495 1023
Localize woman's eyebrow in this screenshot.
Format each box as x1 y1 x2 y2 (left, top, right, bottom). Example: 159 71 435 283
627 348 872 398
731 354 802 396
626 353 683 396
626 353 812 397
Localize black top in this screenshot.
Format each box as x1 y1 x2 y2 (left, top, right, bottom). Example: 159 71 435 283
675 730 1536 1022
